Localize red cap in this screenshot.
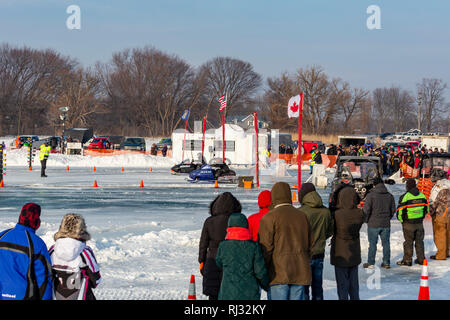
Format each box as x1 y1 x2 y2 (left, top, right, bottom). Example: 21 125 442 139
18 203 41 230
258 190 271 209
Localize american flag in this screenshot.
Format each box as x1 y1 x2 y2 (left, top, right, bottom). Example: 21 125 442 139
218 94 227 111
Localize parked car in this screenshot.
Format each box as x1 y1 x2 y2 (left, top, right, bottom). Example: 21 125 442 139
122 137 146 151
88 137 112 150
156 138 172 151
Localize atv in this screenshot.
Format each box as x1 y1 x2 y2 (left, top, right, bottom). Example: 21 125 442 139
420 153 450 182
329 156 395 209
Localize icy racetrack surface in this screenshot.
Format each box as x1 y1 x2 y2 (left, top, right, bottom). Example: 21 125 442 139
0 166 448 300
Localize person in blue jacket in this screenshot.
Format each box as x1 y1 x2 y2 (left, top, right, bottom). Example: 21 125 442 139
0 203 53 300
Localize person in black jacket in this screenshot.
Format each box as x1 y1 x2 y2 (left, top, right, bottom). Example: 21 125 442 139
362 178 396 269
198 192 242 300
330 186 364 300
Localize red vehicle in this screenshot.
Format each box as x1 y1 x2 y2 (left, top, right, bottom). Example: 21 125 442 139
88 137 112 150
405 141 420 150
394 143 420 152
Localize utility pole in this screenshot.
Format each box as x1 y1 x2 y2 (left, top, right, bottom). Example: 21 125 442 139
417 89 422 132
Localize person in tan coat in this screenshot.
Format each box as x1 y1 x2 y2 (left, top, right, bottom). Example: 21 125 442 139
429 188 450 260
258 182 312 300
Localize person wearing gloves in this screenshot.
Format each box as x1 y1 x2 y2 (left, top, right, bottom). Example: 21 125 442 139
0 203 53 300
215 213 269 300
49 213 101 300
248 190 272 242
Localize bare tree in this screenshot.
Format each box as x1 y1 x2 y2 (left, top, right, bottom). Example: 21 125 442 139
329 79 370 132
199 57 262 120
417 78 447 132
99 47 198 137
262 72 298 130
295 65 335 134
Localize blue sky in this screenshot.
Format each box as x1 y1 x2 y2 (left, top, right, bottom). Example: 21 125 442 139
1 0 449 99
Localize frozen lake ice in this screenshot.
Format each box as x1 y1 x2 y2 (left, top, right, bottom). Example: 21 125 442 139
0 165 448 300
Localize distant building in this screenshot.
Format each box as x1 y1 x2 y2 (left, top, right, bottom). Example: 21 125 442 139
226 114 269 130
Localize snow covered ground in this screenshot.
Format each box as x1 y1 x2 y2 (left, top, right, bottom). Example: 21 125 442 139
0 140 448 300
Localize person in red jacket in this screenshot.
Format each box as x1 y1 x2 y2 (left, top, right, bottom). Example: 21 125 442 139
248 190 272 241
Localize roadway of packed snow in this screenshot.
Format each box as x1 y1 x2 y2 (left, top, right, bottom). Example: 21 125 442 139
0 136 448 300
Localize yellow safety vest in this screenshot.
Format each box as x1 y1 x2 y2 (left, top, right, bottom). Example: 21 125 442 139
40 145 51 161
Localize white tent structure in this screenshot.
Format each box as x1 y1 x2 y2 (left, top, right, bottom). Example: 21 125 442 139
171 124 269 166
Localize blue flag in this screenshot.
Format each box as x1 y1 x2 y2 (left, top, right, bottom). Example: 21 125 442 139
181 109 190 121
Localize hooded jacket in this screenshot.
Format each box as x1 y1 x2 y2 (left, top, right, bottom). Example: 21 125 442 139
49 238 101 300
216 213 269 300
330 187 364 267
199 192 242 297
300 190 333 258
248 190 271 242
429 188 449 222
258 182 312 286
362 183 396 228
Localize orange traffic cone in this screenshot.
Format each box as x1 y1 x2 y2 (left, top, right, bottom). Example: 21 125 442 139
149 167 153 172
140 180 144 188
93 166 96 172
93 180 98 188
28 166 32 171
121 167 124 172
0 180 4 188
188 275 196 300
214 180 218 188
418 259 430 300
66 165 70 171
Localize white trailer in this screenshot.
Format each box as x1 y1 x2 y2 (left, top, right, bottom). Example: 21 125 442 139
338 135 368 147
421 135 450 152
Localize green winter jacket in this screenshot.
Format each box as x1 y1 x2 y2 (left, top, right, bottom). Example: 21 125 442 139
300 191 333 258
216 213 269 300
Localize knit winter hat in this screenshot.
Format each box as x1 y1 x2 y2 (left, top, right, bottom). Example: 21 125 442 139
54 213 91 242
298 183 316 203
18 203 41 230
258 190 272 209
406 178 417 192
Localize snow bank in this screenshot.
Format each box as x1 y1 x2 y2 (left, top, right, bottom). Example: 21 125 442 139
3 147 176 168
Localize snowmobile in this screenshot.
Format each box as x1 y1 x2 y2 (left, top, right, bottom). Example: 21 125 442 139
328 156 395 209
420 153 450 182
170 159 205 174
187 158 237 183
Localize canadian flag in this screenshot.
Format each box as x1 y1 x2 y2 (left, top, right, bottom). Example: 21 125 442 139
287 93 303 118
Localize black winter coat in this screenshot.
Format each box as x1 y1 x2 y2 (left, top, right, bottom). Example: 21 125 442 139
330 187 364 268
362 183 396 228
199 192 242 297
